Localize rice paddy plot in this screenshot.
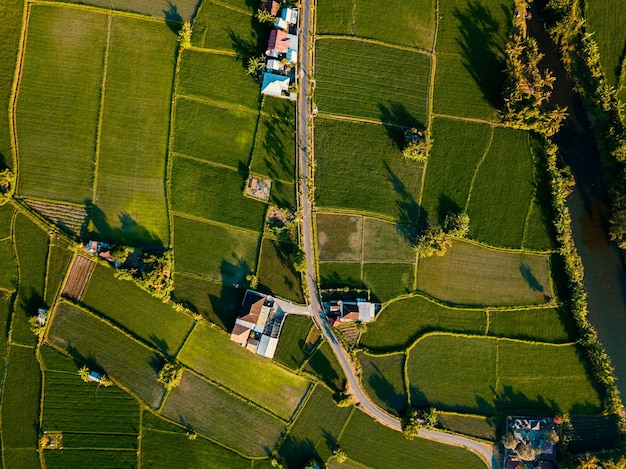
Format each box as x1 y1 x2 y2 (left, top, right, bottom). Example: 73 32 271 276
420 118 493 225
315 118 423 222
171 157 267 232
314 39 431 125
316 213 363 262
45 0 200 20
16 5 106 203
93 17 176 247
359 295 487 352
24 199 89 237
585 0 626 86
438 413 497 441
339 410 487 469
0 239 15 291
362 217 415 262
319 262 363 289
416 240 552 307
303 341 346 392
41 344 84 373
274 314 314 369
0 203 14 237
44 449 138 469
161 371 285 457
174 97 259 169
0 294 12 365
45 244 73 304
353 0 435 50
178 49 261 110
172 273 244 330
4 449 40 469
173 215 260 285
178 321 311 419
43 370 140 434
279 385 354 468
250 97 296 183
522 197 555 251
81 264 195 355
315 0 353 35
269 178 296 210
357 352 407 416
48 302 165 409
256 238 304 303
363 263 414 302
62 255 95 302
488 307 574 343
467 128 536 249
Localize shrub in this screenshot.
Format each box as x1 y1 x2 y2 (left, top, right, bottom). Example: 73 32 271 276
158 362 183 391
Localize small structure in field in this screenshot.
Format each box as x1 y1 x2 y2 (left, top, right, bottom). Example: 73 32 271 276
260 5 298 99
87 371 104 383
246 176 272 201
261 72 291 98
85 240 110 255
37 308 48 326
502 416 560 468
261 0 279 15
41 432 63 450
325 298 380 326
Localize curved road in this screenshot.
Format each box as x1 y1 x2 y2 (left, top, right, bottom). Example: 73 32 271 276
295 3 497 467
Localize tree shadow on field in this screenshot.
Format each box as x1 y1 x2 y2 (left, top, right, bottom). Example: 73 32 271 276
257 116 295 182
437 194 461 226
519 263 545 293
383 162 426 238
149 351 166 375
164 1 183 35
278 435 318 469
65 340 105 375
454 1 506 111
149 334 171 358
378 102 424 146
20 287 44 323
366 362 407 416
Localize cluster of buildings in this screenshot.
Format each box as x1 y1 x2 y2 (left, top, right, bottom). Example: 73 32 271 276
324 298 380 326
260 2 298 99
85 240 122 267
504 416 559 469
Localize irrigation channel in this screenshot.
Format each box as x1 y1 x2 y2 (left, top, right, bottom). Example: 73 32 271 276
529 4 626 396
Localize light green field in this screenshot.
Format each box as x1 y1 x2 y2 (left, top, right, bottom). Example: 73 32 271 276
279 385 354 468
467 128 536 248
523 195 555 251
317 213 363 262
358 351 406 416
0 204 14 237
416 240 552 306
488 307 574 343
274 314 314 370
315 118 423 222
1 345 41 450
81 264 195 354
363 262 414 302
174 97 259 169
47 302 165 409
353 0 435 50
257 238 304 303
171 156 267 231
177 49 261 110
174 215 260 284
339 410 487 469
420 118 493 225
360 295 486 352
585 0 626 86
0 239 15 291
16 5 105 203
161 371 285 457
438 413 497 441
315 39 430 125
178 321 311 419
315 0 353 35
362 217 416 262
46 0 200 20
172 273 244 330
93 17 176 247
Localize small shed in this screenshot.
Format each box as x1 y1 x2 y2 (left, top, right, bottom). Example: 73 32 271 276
88 371 103 383
37 308 48 326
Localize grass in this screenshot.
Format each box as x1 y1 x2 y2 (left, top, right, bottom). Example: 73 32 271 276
319 262 363 289
303 341 346 392
172 273 244 330
0 0 24 170
584 0 626 87
420 118 493 225
315 0 353 35
1 345 41 449
43 370 140 434
359 295 486 352
353 0 435 50
161 371 285 457
256 238 304 303
177 49 261 111
46 0 200 20
438 413 497 441
47 302 165 409
0 239 16 291
279 385 354 468
339 410 487 469
16 5 105 203
4 449 40 469
41 343 84 373
362 217 415 262
45 243 73 305
416 240 553 306
250 97 296 183
274 314 314 369
92 17 176 247
315 118 423 222
316 213 363 262
315 39 430 125
523 196 555 251
268 178 296 210
171 156 267 231
141 425 252 469
178 321 311 419
362 263 414 302
357 352 406 416
0 203 14 237
488 307 575 343
174 97 259 170
174 215 260 284
81 264 195 355
44 450 137 469
61 433 138 449
467 128 536 248
13 213 49 346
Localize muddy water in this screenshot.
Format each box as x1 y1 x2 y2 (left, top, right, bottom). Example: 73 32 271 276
527 6 626 396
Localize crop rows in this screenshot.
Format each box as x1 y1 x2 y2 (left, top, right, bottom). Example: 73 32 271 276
25 199 88 236
62 255 95 302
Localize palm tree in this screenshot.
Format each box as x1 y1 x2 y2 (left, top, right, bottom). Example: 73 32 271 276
577 453 599 469
78 366 90 383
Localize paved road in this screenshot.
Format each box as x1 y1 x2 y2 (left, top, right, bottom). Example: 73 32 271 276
295 4 497 468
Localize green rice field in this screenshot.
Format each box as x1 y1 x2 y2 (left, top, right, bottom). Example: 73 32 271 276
318 262 363 289
357 351 407 416
256 238 304 303
585 0 626 87
315 0 353 35
317 213 363 262
315 39 431 125
274 314 314 369
362 217 415 262
177 321 311 419
362 263 414 302
46 0 200 20
44 449 138 469
303 341 346 392
0 239 15 291
488 307 574 343
44 242 73 304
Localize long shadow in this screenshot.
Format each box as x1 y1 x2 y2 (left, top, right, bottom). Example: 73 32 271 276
383 161 427 236
278 436 318 469
453 0 506 111
519 263 545 293
164 1 183 35
366 362 406 416
378 102 423 144
149 334 171 358
20 287 44 321
65 340 104 374
437 194 461 227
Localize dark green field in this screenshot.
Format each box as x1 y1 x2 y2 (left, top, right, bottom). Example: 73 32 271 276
257 238 304 303
363 263 414 302
44 243 72 305
358 352 407 416
303 341 346 392
274 314 314 369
